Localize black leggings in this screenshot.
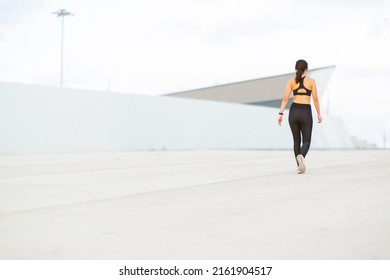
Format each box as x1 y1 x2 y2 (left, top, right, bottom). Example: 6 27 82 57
288 103 313 164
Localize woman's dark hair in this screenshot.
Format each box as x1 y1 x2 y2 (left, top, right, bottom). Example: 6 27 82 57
295 59 308 83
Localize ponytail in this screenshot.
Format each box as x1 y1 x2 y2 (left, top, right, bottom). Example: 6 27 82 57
295 69 303 83
295 59 308 83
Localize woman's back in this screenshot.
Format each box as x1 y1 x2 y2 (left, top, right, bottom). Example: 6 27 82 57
290 76 315 105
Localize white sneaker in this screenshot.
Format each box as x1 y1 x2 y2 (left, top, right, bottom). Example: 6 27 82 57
297 169 302 174
296 154 306 173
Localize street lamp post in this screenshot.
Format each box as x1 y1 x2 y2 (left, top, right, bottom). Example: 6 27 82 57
53 9 74 87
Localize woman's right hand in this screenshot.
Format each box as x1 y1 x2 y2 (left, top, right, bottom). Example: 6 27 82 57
278 115 283 126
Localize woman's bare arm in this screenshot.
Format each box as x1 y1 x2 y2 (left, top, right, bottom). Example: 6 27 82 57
278 81 292 125
311 80 322 123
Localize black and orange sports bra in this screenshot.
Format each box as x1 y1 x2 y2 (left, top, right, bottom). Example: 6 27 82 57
293 76 312 96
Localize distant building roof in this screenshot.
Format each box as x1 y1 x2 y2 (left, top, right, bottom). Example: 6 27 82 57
166 66 335 108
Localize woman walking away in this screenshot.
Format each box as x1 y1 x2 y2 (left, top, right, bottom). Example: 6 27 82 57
278 59 322 174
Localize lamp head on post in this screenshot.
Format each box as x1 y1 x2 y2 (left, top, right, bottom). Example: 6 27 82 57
52 9 74 17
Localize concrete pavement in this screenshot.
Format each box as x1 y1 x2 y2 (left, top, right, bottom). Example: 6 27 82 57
0 150 389 259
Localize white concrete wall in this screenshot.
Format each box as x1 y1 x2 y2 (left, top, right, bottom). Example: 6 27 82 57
0 81 352 155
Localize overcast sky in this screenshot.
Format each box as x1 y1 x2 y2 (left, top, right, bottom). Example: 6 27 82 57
1 0 390 147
